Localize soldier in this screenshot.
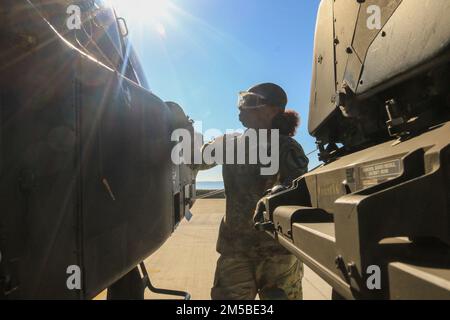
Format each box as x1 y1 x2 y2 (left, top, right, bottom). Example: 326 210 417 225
195 83 309 300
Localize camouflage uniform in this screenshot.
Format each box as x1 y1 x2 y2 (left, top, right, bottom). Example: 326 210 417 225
197 131 309 300
211 254 303 300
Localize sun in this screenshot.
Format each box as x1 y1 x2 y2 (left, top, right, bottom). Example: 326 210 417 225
109 0 172 36
155 22 167 37
109 0 171 20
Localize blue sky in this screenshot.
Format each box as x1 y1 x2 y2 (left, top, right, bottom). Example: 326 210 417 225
111 0 322 181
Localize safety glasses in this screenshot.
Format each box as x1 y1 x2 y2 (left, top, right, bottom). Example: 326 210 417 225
237 91 269 110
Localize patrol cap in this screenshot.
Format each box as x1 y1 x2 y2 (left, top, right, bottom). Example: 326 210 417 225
238 83 288 110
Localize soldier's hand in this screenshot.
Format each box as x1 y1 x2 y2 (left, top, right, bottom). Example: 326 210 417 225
253 199 266 224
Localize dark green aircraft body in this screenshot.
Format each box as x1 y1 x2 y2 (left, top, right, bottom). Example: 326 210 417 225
0 0 195 299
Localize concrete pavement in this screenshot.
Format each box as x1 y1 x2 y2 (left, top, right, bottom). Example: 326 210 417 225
96 199 331 300
142 199 331 300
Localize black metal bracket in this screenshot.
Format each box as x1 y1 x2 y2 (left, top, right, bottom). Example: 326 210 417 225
139 262 191 300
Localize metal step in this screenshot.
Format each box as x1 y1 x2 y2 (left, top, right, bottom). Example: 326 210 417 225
277 221 354 299
389 262 450 300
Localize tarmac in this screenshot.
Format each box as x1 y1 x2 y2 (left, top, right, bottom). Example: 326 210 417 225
96 199 331 300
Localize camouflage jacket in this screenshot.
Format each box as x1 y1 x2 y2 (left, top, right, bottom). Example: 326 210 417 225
195 131 309 259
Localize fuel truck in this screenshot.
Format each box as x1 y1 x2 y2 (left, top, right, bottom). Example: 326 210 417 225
0 0 196 299
254 0 450 299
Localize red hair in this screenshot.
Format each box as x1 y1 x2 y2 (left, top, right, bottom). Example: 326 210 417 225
272 109 300 137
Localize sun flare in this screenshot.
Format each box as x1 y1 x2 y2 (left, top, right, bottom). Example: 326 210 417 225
109 0 172 37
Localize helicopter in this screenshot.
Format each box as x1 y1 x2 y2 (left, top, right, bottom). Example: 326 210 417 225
0 0 196 299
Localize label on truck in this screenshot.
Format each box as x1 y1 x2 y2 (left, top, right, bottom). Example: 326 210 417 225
360 159 402 188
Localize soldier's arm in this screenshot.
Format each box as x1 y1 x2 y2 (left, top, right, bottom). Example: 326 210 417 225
190 135 227 172
191 133 242 172
279 140 309 186
190 140 219 172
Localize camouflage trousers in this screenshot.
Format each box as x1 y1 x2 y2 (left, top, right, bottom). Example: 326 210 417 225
211 254 303 300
